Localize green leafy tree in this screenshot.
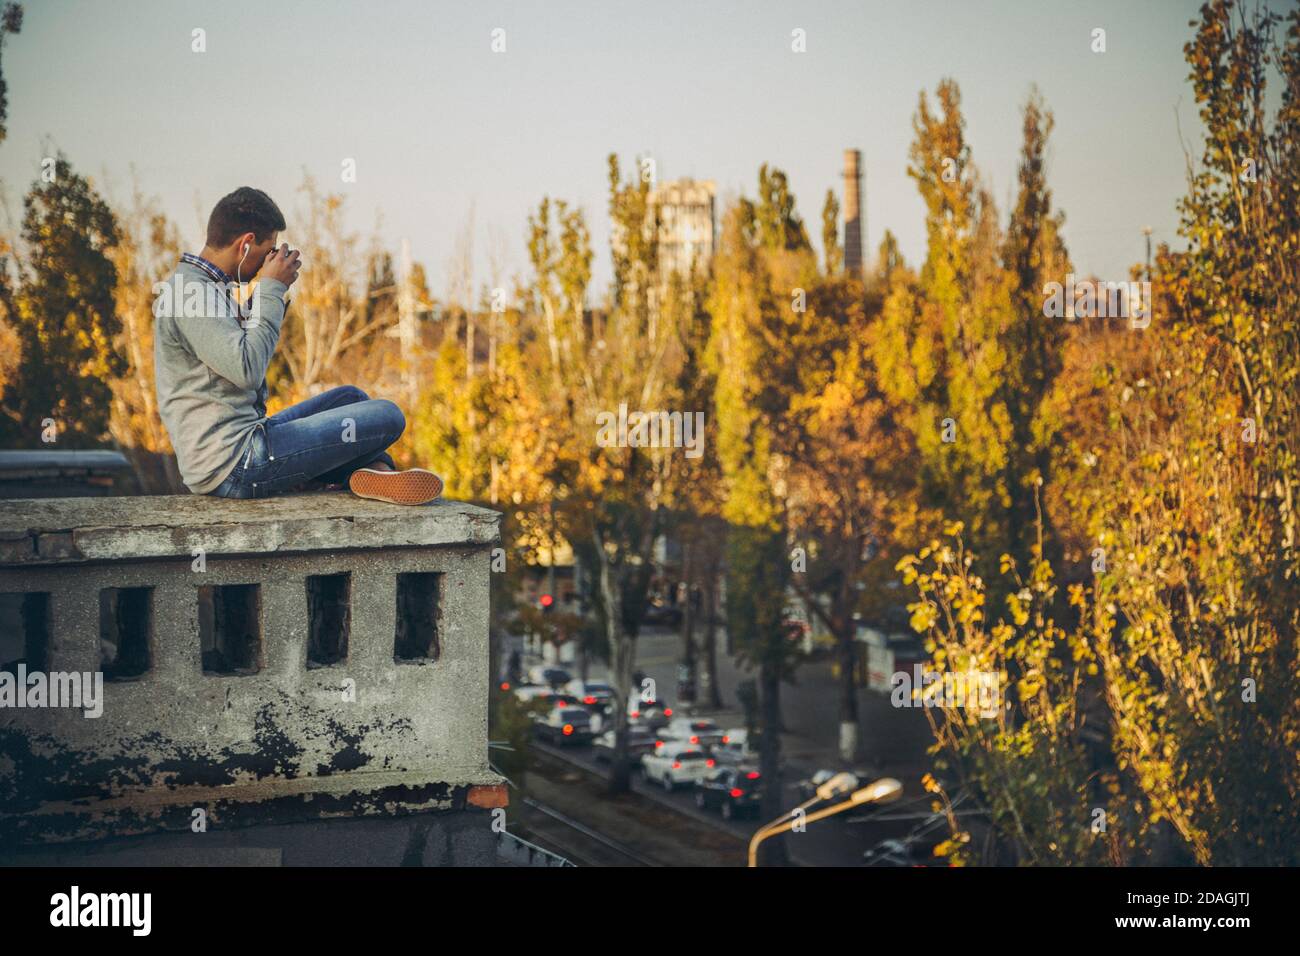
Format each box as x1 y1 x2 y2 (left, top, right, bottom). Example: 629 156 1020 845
1000 87 1071 567
705 180 809 856
907 1 1300 865
820 189 842 276
1054 0 1300 865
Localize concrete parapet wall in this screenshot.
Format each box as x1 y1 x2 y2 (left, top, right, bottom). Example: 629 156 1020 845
0 493 503 845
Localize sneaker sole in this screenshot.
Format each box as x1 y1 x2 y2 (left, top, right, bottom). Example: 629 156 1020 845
348 468 444 505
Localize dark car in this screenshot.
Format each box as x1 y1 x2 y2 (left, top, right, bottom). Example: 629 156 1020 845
694 766 764 820
862 813 949 867
533 707 594 746
528 665 573 689
642 602 683 629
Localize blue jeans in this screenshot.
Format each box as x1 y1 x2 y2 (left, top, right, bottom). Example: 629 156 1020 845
209 386 405 499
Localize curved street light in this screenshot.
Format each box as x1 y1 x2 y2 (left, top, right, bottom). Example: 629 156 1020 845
748 777 903 867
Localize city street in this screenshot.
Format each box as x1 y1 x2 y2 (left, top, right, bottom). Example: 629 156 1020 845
514 624 941 866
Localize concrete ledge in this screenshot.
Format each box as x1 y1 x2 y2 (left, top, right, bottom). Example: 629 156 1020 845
0 492 501 567
0 493 504 847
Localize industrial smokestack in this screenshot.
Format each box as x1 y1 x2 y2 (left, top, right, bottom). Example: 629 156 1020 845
843 149 863 277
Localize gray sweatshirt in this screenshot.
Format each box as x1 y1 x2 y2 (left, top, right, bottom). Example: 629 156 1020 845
153 259 289 493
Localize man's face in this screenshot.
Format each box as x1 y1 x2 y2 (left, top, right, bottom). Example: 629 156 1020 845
239 232 279 279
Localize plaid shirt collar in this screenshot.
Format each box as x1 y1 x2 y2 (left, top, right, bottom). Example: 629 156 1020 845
180 252 233 285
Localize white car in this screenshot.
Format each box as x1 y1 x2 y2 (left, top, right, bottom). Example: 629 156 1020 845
592 691 672 733
659 717 726 748
627 692 672 730
640 744 715 791
712 728 758 765
512 684 552 703
565 679 616 709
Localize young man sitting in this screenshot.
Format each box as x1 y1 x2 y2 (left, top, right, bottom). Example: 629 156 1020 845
154 187 442 505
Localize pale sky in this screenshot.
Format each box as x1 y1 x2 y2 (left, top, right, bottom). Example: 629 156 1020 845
0 0 1244 299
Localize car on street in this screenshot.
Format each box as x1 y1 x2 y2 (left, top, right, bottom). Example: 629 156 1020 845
628 693 672 730
514 685 582 710
641 602 683 629
862 813 950 867
640 744 714 791
527 665 573 689
592 692 673 733
532 706 594 746
511 683 550 703
565 679 616 710
694 766 764 820
659 716 726 748
712 728 758 765
592 727 658 764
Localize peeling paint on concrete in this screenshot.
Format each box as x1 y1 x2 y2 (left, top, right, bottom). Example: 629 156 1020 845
0 494 505 847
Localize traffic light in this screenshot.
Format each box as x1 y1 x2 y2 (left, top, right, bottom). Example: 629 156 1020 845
539 593 554 612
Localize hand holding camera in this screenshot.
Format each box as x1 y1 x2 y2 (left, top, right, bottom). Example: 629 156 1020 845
262 243 302 288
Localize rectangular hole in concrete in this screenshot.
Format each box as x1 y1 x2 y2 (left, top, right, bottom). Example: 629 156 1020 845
198 584 261 675
307 573 350 668
99 587 153 680
395 572 440 663
0 592 49 673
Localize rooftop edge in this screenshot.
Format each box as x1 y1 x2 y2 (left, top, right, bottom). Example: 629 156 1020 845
0 493 502 567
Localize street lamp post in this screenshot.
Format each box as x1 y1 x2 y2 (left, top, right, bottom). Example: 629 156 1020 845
748 777 903 867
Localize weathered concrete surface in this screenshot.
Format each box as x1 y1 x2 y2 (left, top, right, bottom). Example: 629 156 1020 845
0 451 134 500
0 494 504 846
0 492 500 566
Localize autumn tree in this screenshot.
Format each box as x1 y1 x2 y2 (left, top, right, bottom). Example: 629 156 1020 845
0 155 123 446
705 179 811 855
875 80 1069 596
267 175 400 404
106 182 183 491
779 269 938 762
1054 0 1300 865
820 189 842 276
904 1 1300 866
999 87 1071 567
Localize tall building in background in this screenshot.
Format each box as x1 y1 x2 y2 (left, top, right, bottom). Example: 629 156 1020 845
650 178 716 280
842 149 864 277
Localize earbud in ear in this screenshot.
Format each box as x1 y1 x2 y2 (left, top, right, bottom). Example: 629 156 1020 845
243 242 251 255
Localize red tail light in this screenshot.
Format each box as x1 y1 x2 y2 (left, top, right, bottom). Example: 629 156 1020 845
706 759 716 767
584 696 596 705
746 771 760 779
500 682 510 691
690 735 699 744
729 788 744 798
664 708 673 716
631 710 641 718
655 740 664 748
722 735 730 744
562 724 574 736
672 761 682 769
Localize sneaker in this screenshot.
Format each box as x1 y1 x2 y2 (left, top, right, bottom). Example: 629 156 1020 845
348 467 444 505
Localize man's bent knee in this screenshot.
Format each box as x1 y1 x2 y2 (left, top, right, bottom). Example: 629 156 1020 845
373 399 405 441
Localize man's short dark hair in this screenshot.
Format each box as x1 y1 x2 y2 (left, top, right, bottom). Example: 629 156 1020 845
206 187 286 247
